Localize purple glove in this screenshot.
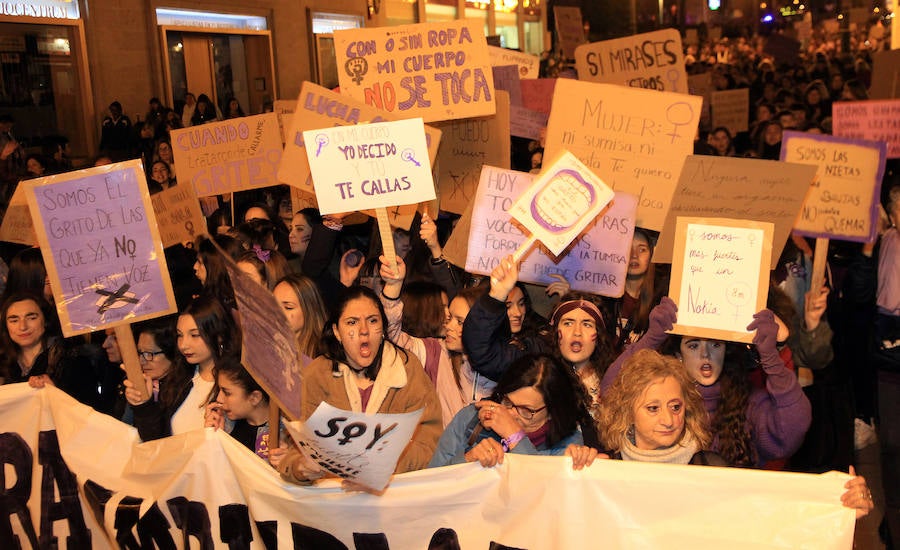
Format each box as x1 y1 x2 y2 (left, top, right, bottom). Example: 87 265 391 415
648 296 678 339
748 309 780 368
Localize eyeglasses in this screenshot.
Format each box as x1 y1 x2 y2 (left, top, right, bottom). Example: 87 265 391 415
138 350 165 362
501 397 547 420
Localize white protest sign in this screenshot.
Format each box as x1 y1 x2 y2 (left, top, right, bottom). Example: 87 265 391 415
488 45 540 79
466 165 636 297
304 118 435 215
669 217 773 344
544 79 701 231
574 29 687 93
508 150 615 258
285 402 423 491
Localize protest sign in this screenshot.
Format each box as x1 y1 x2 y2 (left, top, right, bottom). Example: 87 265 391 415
443 197 475 267
23 160 176 336
544 79 702 231
781 131 887 242
171 113 282 197
304 118 435 215
149 184 207 247
711 88 750 134
574 29 687 93
653 156 816 265
0 183 37 245
435 89 510 214
488 45 540 79
0 384 856 550
833 99 900 158
688 72 713 129
273 99 296 143
285 403 423 491
871 50 900 99
223 255 305 420
466 165 636 297
492 64 523 106
554 6 586 59
520 78 556 114
508 150 616 258
277 81 442 203
669 217 774 343
334 20 496 122
510 105 550 140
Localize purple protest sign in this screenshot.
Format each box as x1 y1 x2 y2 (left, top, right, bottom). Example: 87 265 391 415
23 160 176 336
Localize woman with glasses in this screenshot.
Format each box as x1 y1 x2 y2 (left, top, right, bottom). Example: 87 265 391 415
116 316 179 425
428 353 598 469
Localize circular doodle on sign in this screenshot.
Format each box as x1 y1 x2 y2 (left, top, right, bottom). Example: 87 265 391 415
345 58 369 85
725 282 752 307
530 169 596 234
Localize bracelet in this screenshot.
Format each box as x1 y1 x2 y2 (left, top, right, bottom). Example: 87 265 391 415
430 254 447 265
501 430 526 452
381 288 401 301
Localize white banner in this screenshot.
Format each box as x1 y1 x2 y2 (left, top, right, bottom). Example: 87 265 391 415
0 384 855 549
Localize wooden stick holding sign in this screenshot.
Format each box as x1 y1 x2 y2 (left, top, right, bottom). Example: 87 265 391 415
304 119 436 267
506 150 615 266
115 325 150 402
810 237 829 293
22 160 176 404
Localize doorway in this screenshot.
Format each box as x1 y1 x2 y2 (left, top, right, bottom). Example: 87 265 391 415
161 27 275 120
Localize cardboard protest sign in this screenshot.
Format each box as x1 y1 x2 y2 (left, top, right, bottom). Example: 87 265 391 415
0 183 37 245
465 165 636 297
273 99 296 144
23 160 176 336
492 65 523 106
711 88 750 134
304 118 435 215
435 89 511 214
488 45 540 79
781 131 887 243
833 100 900 158
442 197 475 268
520 78 556 114
871 50 900 100
668 217 774 344
334 20 496 123
149 185 207 247
554 6 586 59
508 150 616 257
277 81 442 203
574 29 687 94
544 79 701 231
285 403 423 491
653 156 816 265
688 72 713 130
171 113 282 197
510 106 550 140
223 255 305 420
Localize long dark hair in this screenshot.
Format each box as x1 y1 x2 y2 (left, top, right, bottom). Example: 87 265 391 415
490 353 597 449
322 286 403 381
1 248 48 305
0 292 60 380
400 281 446 338
542 291 615 382
195 235 238 310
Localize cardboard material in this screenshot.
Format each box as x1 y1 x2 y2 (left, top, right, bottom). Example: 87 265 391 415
0 183 36 245
544 79 701 230
711 88 750 134
574 29 687 94
435 90 511 214
554 6 586 59
509 150 616 257
833 99 900 158
277 81 442 203
23 160 176 336
465 165 636 297
273 99 296 144
334 20 496 122
520 78 556 114
488 45 540 79
492 65 523 106
304 118 436 215
171 113 283 197
668 217 773 343
653 155 816 266
149 184 208 247
871 50 900 99
781 131 887 243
